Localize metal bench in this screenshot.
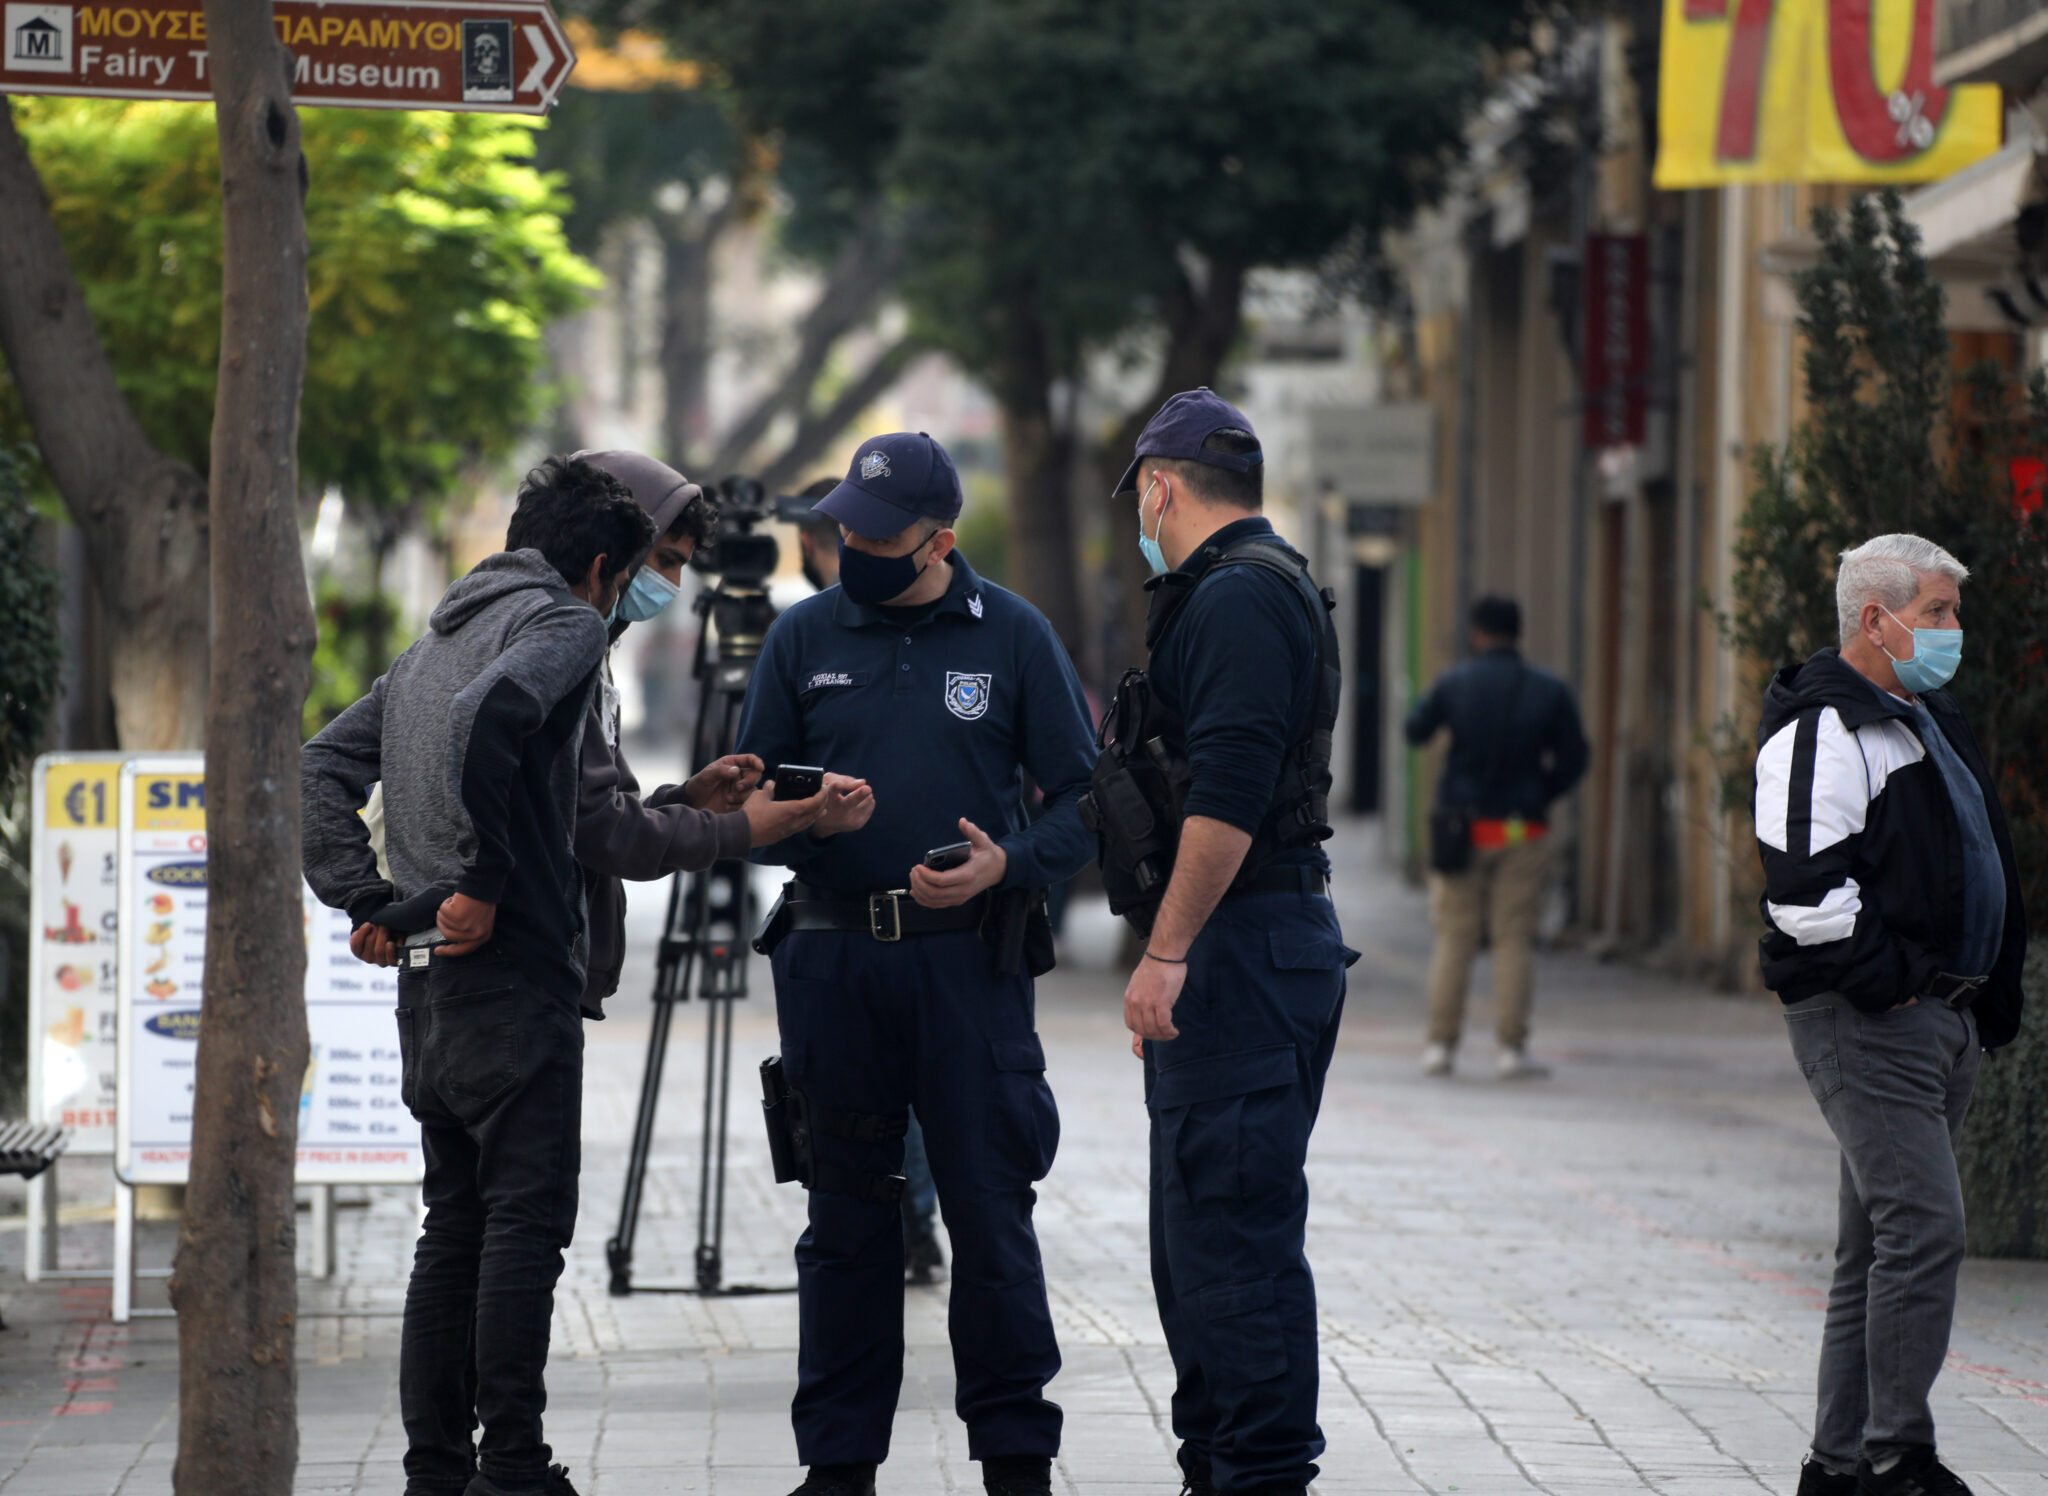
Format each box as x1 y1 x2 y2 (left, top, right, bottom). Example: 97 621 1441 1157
0 1123 70 1180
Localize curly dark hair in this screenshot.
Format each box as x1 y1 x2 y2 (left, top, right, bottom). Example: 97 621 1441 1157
667 486 720 547
507 455 656 589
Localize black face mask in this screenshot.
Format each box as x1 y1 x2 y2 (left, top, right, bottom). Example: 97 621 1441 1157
838 536 930 606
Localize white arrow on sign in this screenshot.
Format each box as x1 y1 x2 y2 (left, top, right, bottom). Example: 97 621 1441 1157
521 23 553 94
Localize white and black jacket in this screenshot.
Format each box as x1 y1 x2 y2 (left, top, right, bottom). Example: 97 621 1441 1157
1753 649 2025 1049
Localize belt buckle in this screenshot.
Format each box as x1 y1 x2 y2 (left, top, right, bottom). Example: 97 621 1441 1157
868 890 906 943
1937 974 1985 1008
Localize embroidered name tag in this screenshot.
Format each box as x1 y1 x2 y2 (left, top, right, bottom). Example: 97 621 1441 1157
805 671 871 690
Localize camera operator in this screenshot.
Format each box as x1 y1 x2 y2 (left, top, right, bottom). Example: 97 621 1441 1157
570 450 843 1020
791 476 842 591
737 433 1097 1496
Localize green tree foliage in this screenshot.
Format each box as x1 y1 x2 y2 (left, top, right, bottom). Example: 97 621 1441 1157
1735 191 2048 1256
1 100 598 511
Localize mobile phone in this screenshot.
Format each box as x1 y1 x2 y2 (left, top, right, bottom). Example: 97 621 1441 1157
772 764 825 801
923 841 973 872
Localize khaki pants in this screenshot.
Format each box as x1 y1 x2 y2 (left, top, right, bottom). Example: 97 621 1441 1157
1424 838 1550 1051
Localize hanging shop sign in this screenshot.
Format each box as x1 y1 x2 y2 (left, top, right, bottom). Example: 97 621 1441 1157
0 0 575 113
1654 0 2003 187
1583 234 1649 450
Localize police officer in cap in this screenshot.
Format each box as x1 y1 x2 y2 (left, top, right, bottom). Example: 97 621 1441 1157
1097 390 1353 1496
736 431 1097 1496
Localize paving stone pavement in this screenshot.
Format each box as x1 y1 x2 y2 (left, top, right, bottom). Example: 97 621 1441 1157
1 818 2044 1495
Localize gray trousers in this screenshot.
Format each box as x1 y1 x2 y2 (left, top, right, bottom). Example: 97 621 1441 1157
1783 992 1979 1472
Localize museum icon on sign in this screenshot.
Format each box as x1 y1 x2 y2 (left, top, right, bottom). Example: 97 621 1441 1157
6 4 73 73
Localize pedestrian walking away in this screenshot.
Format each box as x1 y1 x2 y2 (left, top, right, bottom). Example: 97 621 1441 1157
301 456 659 1496
1403 594 1587 1079
737 431 1098 1496
568 449 836 1021
1754 534 2027 1496
1094 388 1356 1496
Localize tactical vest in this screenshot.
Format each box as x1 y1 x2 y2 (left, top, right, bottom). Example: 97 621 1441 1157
1079 533 1341 935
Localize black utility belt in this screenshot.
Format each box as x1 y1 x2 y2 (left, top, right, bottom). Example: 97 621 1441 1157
779 885 991 944
1925 972 1987 1010
1225 866 1331 901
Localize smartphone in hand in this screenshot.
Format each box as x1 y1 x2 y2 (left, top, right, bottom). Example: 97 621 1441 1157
772 764 826 801
923 841 973 872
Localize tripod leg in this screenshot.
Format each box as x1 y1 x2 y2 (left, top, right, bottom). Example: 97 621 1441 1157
606 878 696 1297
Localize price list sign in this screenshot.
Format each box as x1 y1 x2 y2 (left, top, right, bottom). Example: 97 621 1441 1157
114 755 420 1185
28 754 127 1152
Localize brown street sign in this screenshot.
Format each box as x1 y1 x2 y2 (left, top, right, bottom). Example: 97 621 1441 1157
1 0 576 112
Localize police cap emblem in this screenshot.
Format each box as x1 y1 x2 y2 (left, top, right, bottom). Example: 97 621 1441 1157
945 672 991 721
860 449 892 481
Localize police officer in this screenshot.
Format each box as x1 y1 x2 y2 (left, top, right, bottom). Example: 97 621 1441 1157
1099 390 1352 1496
736 432 1097 1496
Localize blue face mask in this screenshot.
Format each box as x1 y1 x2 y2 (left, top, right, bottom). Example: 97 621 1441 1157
838 535 932 606
1882 607 1962 694
616 565 682 624
1138 478 1169 576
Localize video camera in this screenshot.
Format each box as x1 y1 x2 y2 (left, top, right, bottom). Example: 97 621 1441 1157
690 475 781 588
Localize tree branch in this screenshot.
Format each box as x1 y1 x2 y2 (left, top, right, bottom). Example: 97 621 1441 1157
706 225 903 477
757 334 921 494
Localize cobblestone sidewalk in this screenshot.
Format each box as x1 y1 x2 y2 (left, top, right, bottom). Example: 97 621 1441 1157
1 821 2043 1495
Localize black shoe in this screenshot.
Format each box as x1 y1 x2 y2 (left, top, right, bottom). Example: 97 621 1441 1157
543 1468 581 1496
1858 1448 1972 1496
1797 1456 1858 1496
983 1455 1052 1496
906 1226 946 1286
1178 1466 1217 1496
788 1465 878 1496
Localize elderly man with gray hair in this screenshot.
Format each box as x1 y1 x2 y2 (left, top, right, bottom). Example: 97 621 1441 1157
1754 534 2026 1496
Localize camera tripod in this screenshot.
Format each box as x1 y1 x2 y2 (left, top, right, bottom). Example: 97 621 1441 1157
604 563 791 1297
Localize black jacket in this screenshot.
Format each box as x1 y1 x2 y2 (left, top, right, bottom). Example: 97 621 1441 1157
1403 646 1588 821
574 666 749 1018
1753 649 2025 1048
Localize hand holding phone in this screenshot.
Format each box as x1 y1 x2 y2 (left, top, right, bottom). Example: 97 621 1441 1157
772 764 825 801
923 841 974 872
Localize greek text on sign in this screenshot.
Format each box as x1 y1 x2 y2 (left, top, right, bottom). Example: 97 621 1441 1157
0 0 575 113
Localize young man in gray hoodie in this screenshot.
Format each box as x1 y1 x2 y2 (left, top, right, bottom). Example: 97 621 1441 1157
303 457 784 1496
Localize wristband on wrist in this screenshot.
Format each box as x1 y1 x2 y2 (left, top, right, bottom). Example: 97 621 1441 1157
1143 951 1187 965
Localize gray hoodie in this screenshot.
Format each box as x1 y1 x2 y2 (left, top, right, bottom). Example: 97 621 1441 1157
302 549 608 996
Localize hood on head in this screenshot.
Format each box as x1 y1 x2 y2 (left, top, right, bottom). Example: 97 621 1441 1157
571 448 700 536
429 550 578 635
1758 646 1913 742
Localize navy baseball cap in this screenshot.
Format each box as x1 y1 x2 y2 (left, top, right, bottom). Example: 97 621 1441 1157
1112 387 1263 495
815 432 963 540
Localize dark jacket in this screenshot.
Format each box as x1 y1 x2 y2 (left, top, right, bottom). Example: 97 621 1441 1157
1753 648 2025 1047
1403 646 1588 822
574 666 749 1017
303 550 606 998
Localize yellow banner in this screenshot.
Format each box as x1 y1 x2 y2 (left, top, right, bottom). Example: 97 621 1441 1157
134 773 207 833
44 761 118 829
1654 0 2003 188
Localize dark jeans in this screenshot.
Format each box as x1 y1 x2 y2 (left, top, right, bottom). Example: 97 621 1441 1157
1783 992 1979 1473
395 946 584 1496
1144 876 1352 1495
771 928 1063 1465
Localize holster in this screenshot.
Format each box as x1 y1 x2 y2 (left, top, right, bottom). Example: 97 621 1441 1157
980 886 1056 978
751 888 791 956
758 1056 907 1205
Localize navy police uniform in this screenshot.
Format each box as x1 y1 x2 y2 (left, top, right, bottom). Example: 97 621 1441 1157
736 433 1096 1475
1114 394 1354 1496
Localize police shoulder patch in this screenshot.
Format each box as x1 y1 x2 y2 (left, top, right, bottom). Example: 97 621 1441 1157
944 671 992 721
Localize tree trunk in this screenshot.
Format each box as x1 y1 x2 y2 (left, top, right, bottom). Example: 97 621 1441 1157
991 290 1084 654
1101 254 1248 675
756 334 920 494
656 196 732 471
170 4 315 1491
0 103 211 750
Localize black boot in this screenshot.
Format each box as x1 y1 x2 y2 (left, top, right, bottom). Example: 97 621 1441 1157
1177 1461 1216 1496
542 1468 581 1496
983 1455 1052 1496
1858 1448 1972 1496
787 1465 879 1496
